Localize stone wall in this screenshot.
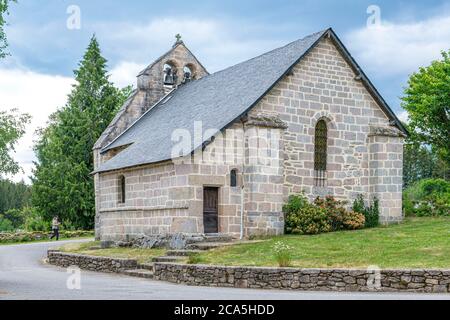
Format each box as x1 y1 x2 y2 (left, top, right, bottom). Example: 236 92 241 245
154 263 450 293
96 119 287 239
47 250 138 273
243 120 286 236
97 161 192 241
47 251 450 293
368 128 404 223
96 158 244 240
136 42 209 100
250 37 405 221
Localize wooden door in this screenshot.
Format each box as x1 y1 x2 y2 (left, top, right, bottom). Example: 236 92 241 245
203 187 219 234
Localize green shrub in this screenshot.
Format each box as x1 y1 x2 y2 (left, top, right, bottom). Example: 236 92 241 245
272 241 293 267
284 194 331 235
283 194 310 217
342 211 365 230
366 198 380 228
353 195 380 228
2 208 26 229
421 179 450 195
314 196 348 231
403 179 450 216
0 216 14 232
24 208 51 231
285 194 370 235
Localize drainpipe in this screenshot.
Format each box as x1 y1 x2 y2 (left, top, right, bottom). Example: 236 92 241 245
240 184 245 240
240 119 246 240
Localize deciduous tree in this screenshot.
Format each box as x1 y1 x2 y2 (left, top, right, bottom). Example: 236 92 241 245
0 0 15 59
0 109 30 176
402 50 450 166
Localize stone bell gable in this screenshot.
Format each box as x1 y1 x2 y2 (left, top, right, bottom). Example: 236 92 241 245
93 37 208 156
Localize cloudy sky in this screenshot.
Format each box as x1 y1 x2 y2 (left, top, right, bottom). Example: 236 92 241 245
1 0 449 183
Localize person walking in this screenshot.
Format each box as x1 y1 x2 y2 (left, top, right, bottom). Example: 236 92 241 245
50 216 60 241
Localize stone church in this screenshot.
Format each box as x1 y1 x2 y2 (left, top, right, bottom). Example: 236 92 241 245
93 28 407 242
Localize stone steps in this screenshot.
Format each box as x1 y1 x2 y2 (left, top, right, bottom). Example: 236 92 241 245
187 242 237 251
152 256 187 263
148 235 235 265
138 263 154 271
166 249 203 257
121 269 154 279
202 234 234 243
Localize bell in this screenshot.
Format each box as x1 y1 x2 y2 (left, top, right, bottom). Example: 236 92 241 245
164 67 174 85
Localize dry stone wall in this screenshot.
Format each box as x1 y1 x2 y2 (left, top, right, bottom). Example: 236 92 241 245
154 263 450 293
47 250 138 273
47 252 450 293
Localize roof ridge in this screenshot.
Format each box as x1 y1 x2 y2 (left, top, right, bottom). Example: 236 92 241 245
143 29 329 95
203 29 329 80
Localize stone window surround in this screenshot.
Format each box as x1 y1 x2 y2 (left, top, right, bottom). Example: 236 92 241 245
118 174 126 205
311 112 337 189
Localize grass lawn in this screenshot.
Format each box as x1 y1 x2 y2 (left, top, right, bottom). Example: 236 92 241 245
195 217 450 269
59 241 166 264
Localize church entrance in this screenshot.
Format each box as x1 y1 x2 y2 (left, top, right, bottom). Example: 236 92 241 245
203 187 219 234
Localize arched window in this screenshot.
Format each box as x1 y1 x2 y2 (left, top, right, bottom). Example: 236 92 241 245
314 120 328 187
230 169 238 187
182 66 192 83
118 175 126 204
163 63 177 86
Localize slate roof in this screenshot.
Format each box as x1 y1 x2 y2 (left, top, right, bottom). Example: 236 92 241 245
95 28 406 174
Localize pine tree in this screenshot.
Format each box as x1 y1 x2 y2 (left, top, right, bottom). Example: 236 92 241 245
32 36 130 229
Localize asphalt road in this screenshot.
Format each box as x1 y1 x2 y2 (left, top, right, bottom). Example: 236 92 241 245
0 240 449 300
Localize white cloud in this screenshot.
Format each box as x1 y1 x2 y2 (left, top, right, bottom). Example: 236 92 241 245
0 68 74 183
398 111 409 123
98 17 285 73
109 61 145 89
345 15 450 76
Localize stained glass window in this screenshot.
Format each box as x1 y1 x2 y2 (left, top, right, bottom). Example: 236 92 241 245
314 120 328 187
